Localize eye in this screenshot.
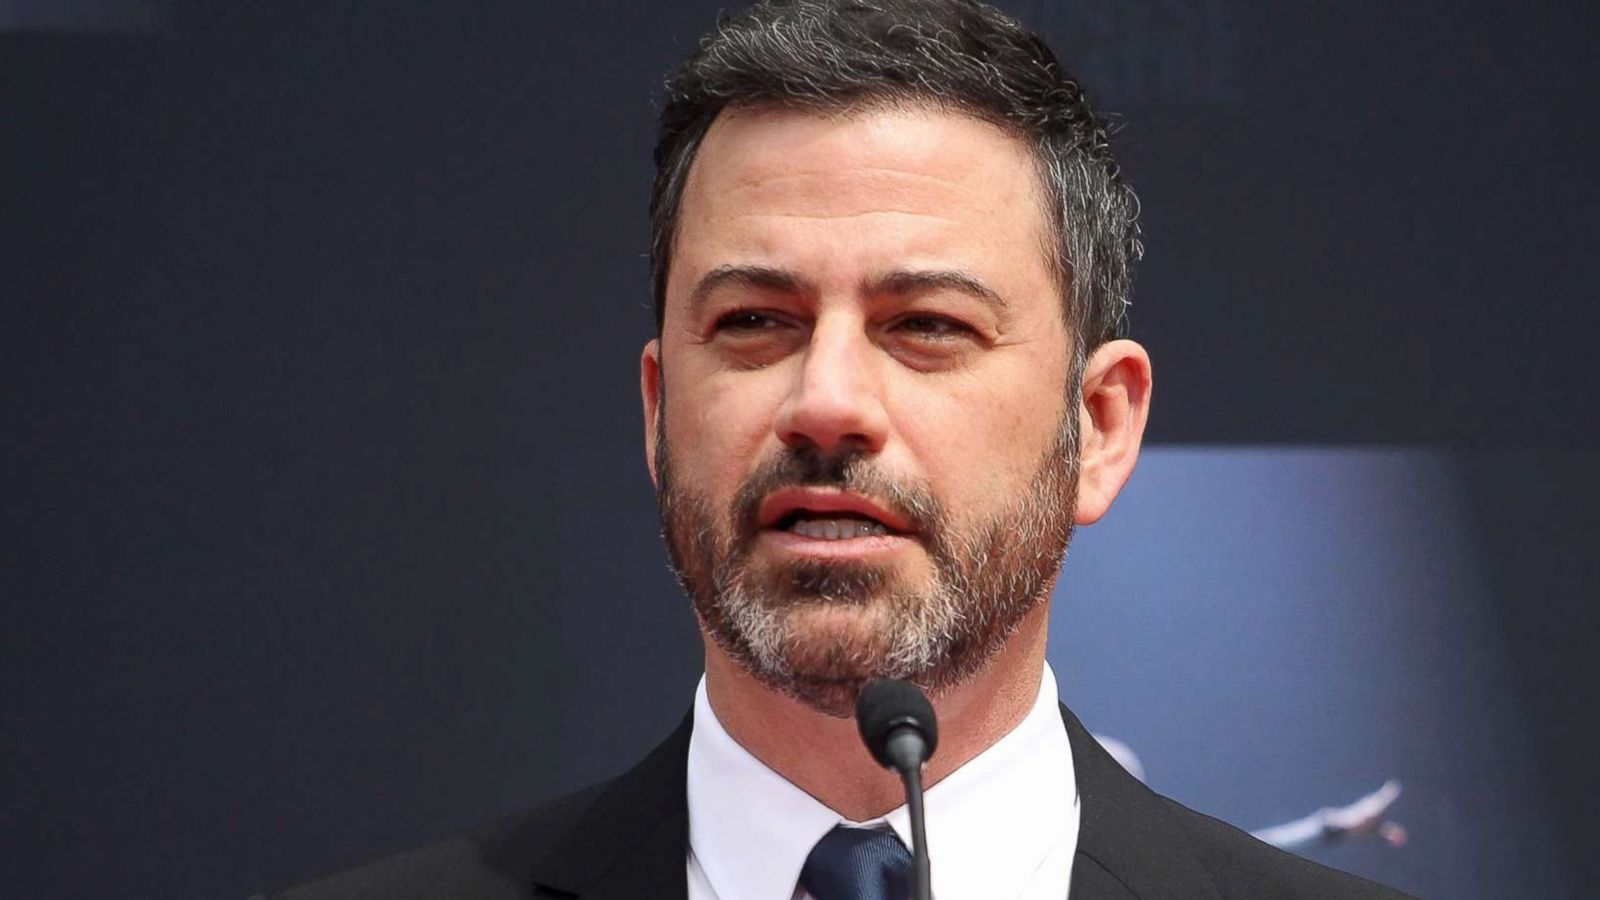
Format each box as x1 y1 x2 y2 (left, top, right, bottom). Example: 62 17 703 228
713 309 791 333
892 314 974 339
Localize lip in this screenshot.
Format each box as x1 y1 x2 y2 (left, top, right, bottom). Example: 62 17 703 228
758 527 919 560
756 487 917 535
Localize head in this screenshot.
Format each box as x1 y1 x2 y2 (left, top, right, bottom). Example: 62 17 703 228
641 0 1151 716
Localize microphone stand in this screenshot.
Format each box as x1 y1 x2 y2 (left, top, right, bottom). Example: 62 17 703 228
898 762 933 900
857 679 939 900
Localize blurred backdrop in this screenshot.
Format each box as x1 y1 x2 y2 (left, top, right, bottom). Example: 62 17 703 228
4 1 1597 897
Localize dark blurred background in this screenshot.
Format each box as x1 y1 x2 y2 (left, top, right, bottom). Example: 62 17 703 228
4 1 1596 897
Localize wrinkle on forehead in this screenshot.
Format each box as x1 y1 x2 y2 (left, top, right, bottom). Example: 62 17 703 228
684 106 1042 228
721 174 976 224
730 209 964 225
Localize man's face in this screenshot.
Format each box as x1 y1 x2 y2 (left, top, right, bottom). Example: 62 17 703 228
645 105 1078 716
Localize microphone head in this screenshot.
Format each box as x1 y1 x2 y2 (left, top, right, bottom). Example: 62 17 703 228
855 678 939 771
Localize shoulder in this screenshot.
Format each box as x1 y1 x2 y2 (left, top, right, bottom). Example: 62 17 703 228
1061 704 1412 899
1155 794 1411 900
253 710 696 900
255 783 607 900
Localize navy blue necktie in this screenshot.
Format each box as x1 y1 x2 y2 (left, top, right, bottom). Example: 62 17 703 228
800 825 914 900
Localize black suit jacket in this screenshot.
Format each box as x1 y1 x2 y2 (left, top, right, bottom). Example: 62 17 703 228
264 706 1412 899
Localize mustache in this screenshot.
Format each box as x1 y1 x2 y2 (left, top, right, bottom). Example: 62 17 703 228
730 445 943 541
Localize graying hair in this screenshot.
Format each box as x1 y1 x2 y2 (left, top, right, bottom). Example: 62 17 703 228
649 0 1142 358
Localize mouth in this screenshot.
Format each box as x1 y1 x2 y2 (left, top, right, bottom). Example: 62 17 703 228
777 511 893 540
756 488 916 544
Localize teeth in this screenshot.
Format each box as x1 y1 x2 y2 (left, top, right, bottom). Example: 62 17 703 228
789 518 889 540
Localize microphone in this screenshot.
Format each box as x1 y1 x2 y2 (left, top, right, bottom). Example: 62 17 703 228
855 679 937 900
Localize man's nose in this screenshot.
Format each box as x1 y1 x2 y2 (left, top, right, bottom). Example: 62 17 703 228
772 317 890 455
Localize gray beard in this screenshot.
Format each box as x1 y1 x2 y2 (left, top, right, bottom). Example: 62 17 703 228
655 415 1079 718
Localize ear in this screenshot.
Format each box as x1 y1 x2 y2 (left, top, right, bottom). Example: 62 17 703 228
641 338 663 488
1074 338 1152 525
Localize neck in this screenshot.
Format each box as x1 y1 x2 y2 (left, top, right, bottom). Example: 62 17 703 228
702 603 1050 822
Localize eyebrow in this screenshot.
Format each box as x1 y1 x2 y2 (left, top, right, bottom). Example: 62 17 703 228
687 265 813 316
868 269 1007 309
684 264 1007 315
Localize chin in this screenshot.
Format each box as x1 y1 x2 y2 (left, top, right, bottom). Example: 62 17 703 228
771 677 865 719
757 606 927 716
700 558 1007 716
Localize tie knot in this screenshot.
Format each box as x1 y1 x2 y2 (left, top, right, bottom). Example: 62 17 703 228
800 825 913 900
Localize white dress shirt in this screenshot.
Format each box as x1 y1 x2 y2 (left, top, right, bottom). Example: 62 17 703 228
686 662 1080 900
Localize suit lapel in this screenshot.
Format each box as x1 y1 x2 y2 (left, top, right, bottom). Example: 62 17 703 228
1062 705 1219 900
527 713 692 899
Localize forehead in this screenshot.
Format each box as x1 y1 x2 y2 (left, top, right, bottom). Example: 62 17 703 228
669 103 1056 307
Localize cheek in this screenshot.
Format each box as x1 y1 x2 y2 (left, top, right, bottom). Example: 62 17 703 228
887 364 1067 504
902 404 1024 504
666 370 786 487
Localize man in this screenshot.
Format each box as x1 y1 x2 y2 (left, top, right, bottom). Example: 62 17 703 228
265 1 1411 897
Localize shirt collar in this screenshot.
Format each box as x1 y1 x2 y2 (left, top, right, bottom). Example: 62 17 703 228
686 662 1078 900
